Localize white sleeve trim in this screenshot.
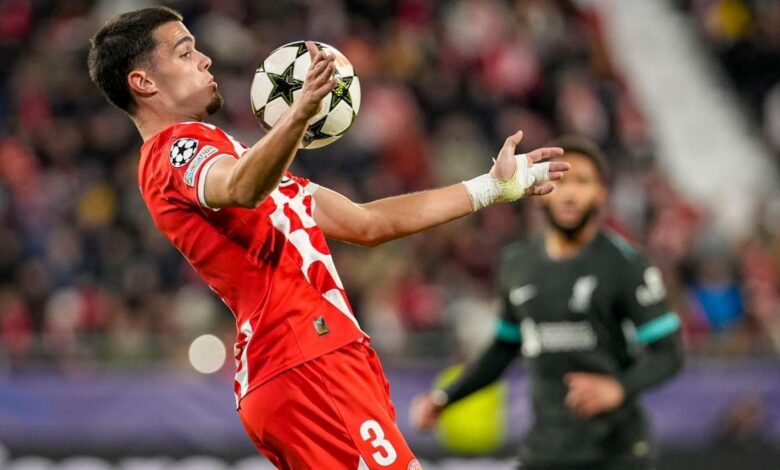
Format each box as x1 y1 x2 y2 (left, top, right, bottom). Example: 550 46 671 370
197 154 230 210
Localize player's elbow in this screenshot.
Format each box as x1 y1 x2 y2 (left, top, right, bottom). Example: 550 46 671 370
652 334 685 381
357 213 395 247
350 225 385 247
229 187 266 208
669 343 685 378
362 234 386 248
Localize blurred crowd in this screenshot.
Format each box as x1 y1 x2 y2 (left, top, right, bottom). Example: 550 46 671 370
0 0 778 372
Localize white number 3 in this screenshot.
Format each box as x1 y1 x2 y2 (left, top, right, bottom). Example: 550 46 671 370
360 419 397 466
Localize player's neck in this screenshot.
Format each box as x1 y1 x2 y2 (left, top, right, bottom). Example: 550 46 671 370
545 223 599 260
134 107 204 142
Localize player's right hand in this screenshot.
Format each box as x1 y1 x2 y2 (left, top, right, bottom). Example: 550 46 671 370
292 41 337 122
409 393 442 431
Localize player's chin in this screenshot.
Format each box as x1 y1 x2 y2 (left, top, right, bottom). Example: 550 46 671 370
205 90 224 116
551 208 583 225
549 209 590 230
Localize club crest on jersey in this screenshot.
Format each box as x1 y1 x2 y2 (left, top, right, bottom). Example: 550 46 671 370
313 316 330 336
169 138 199 167
183 145 218 186
407 459 423 470
569 275 598 313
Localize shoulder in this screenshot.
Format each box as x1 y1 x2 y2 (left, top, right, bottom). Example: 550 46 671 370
150 123 244 170
168 122 229 153
600 230 649 269
143 122 224 159
169 121 225 139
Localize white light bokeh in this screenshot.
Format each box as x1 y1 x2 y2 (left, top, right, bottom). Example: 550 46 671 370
188 334 226 374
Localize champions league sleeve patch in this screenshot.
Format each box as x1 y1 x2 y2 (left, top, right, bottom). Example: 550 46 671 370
183 145 219 186
169 138 199 167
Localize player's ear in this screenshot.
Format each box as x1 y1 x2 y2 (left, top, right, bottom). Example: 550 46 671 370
128 69 157 99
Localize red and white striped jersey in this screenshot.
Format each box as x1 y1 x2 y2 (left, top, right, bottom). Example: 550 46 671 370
138 122 366 407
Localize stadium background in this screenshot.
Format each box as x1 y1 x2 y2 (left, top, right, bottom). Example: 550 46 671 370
1 0 780 468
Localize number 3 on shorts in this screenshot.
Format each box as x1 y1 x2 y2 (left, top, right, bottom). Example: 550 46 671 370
360 419 397 466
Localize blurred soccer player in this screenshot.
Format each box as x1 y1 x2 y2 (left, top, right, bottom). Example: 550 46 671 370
410 137 684 470
87 6 568 469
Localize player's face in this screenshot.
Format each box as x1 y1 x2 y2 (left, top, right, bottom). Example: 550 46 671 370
147 21 223 118
541 152 607 236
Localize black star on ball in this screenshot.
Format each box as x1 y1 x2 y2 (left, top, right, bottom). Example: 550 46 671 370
302 117 332 147
266 63 303 106
294 41 323 58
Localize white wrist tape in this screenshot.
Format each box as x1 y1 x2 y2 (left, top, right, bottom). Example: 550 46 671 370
462 173 500 211
463 154 552 211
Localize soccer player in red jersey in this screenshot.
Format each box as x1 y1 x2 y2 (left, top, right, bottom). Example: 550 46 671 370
88 7 568 469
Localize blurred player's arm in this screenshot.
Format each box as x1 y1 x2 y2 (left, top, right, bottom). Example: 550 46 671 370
314 133 568 246
615 256 684 397
565 250 684 418
410 301 521 431
565 333 683 418
202 43 336 209
616 330 683 398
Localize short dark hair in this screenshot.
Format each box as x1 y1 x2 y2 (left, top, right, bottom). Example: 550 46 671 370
547 135 609 182
88 6 183 115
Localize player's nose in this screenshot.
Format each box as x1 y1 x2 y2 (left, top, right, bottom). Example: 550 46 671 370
200 52 212 71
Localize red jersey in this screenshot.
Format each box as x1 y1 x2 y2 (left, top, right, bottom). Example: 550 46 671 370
138 122 366 407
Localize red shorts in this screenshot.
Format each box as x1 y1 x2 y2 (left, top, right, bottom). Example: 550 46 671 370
238 340 421 470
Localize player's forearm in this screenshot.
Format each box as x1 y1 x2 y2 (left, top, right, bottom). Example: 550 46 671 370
617 332 684 399
226 112 308 207
358 183 474 246
437 338 519 408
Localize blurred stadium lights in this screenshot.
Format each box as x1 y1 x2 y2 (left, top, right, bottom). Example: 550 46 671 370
188 334 227 374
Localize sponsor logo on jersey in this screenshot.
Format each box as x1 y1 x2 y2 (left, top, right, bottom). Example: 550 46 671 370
183 145 219 186
313 316 330 336
169 138 199 167
569 275 598 313
407 459 423 470
520 318 598 357
509 284 537 306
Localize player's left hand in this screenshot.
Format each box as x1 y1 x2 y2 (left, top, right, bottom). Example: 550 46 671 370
291 41 337 122
564 372 626 418
490 130 569 199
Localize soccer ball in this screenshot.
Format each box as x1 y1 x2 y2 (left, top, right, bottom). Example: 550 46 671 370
250 41 361 149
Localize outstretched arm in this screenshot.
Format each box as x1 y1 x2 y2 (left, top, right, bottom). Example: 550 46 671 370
314 131 568 246
312 182 473 247
409 337 520 431
201 42 336 209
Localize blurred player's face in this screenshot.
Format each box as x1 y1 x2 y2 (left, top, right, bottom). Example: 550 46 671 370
141 21 223 118
540 152 607 238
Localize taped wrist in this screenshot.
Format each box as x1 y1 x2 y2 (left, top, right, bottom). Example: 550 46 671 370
462 173 500 211
463 155 552 211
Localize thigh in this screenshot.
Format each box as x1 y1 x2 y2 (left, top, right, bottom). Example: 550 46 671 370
238 362 362 469
239 343 421 470
311 341 420 469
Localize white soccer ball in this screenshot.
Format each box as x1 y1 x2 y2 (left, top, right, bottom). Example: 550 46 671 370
250 41 361 149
